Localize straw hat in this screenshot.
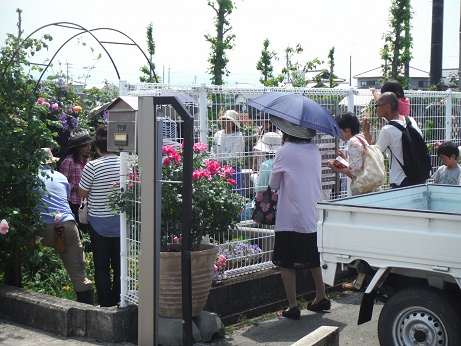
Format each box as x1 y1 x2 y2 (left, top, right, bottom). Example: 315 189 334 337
270 115 316 140
41 148 60 164
68 128 93 149
253 132 283 153
218 110 240 129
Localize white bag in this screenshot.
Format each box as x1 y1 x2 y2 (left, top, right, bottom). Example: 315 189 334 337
78 198 89 224
351 136 386 195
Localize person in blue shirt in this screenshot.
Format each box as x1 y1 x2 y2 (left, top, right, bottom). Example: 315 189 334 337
37 148 94 305
253 132 282 192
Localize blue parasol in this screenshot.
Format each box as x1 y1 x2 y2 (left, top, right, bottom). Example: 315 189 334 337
247 92 341 137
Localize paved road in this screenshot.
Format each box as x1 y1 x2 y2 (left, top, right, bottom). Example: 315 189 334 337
0 291 382 345
0 320 136 346
205 291 383 346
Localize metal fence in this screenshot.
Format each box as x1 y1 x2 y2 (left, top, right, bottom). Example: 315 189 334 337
119 83 461 305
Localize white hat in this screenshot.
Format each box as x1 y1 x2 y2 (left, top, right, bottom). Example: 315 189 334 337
253 132 282 153
218 110 240 129
270 116 316 140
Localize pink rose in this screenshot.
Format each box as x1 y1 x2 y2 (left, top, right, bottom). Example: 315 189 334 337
227 178 236 185
37 97 45 104
0 219 9 234
193 142 207 153
51 103 59 111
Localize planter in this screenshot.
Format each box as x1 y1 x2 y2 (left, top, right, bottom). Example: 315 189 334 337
159 243 218 318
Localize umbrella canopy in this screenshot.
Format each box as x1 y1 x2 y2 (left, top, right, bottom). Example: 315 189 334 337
247 92 341 137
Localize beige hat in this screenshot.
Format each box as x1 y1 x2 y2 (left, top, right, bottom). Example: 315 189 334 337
41 148 60 164
253 132 283 153
218 110 240 129
270 116 316 140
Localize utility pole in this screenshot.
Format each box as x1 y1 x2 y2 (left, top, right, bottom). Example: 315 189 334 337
16 8 23 38
286 51 291 83
458 0 461 90
430 0 444 89
66 60 72 84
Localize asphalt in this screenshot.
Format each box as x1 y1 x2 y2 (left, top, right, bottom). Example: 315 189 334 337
0 291 383 346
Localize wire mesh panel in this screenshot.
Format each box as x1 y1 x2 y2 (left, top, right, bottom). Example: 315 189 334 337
121 83 461 304
120 154 141 304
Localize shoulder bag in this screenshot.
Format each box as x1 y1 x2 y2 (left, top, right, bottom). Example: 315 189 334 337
351 136 386 195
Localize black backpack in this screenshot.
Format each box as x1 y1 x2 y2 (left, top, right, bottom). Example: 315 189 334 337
388 117 432 184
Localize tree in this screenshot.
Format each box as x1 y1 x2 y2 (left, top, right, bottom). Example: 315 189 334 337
280 44 322 87
380 0 413 88
139 22 159 83
256 38 279 86
205 0 236 85
327 47 339 88
0 32 57 286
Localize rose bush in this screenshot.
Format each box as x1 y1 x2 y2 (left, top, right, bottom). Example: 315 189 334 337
109 142 245 250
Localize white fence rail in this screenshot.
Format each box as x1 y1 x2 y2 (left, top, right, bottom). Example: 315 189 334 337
120 83 461 305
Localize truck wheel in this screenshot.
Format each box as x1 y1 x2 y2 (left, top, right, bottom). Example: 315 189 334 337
378 287 461 346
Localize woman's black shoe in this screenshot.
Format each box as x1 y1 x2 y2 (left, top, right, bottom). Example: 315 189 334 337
307 298 331 312
281 306 301 320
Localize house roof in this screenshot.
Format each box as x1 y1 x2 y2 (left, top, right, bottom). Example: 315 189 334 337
353 66 430 79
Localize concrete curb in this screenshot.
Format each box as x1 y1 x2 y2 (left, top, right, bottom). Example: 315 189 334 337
290 326 339 346
0 284 137 343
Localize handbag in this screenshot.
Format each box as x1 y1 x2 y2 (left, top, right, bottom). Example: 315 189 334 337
351 135 386 195
78 198 89 224
251 186 278 225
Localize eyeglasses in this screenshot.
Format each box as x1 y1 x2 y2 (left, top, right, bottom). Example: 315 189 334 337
374 104 385 108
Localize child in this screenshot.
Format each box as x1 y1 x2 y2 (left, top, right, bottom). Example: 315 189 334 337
371 79 410 116
432 141 461 185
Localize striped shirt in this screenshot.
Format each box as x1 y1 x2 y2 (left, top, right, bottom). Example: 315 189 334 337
79 156 120 218
59 155 91 204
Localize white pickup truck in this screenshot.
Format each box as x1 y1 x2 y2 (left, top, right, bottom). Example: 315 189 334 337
317 184 461 346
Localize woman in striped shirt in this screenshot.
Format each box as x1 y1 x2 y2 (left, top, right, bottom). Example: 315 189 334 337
79 125 121 307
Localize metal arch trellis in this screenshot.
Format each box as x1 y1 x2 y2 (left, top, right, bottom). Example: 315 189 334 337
0 21 158 90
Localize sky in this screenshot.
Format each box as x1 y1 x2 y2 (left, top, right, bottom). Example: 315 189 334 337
0 0 459 87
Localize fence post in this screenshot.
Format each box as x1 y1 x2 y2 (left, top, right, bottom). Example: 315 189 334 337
445 89 452 141
118 79 129 308
119 152 128 308
199 83 208 144
347 87 355 113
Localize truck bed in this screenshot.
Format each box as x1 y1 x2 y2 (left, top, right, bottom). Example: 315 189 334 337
316 184 461 287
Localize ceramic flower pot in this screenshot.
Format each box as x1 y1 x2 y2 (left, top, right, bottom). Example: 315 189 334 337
159 243 218 318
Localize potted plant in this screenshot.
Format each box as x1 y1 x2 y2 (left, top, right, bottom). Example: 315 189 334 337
109 142 245 317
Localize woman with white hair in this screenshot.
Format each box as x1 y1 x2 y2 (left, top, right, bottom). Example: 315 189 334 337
268 116 329 320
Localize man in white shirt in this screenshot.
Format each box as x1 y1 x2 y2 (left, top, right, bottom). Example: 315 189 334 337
362 92 422 188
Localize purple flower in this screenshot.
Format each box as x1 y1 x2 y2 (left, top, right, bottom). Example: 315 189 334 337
69 116 78 129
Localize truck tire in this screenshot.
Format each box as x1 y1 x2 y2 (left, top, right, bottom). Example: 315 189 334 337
378 287 461 346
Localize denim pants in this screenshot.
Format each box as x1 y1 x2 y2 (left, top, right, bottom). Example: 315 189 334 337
88 224 121 307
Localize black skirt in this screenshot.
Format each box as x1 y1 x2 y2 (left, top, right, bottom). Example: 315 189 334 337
272 231 320 269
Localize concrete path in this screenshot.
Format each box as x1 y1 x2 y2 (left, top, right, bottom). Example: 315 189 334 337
204 291 383 346
0 319 136 346
0 291 382 345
